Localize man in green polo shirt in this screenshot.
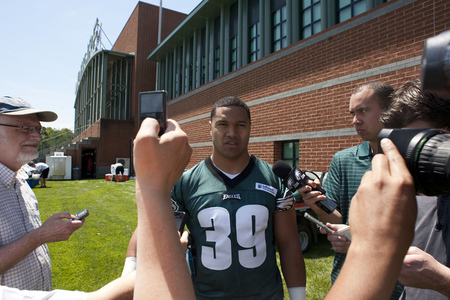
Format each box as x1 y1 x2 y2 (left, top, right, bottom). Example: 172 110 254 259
299 81 404 299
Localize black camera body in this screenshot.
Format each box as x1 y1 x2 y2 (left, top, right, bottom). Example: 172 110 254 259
138 91 167 136
378 128 450 196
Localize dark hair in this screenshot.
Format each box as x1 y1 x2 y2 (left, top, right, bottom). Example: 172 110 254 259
210 96 251 123
352 81 394 111
381 79 450 129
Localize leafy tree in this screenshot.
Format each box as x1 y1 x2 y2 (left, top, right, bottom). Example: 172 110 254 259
38 127 74 156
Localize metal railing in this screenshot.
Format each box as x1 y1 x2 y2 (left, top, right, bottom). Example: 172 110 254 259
38 132 74 157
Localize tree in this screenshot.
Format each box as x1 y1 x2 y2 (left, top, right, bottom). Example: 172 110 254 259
38 127 74 156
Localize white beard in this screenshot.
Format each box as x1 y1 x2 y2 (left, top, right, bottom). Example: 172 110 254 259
16 151 39 166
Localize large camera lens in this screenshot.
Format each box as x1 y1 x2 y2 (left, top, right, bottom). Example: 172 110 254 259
379 128 450 196
421 30 450 98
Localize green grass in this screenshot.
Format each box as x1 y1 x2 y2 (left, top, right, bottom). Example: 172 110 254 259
34 179 333 298
35 179 137 291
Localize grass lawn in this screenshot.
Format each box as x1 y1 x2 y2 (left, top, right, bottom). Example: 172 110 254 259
34 179 334 299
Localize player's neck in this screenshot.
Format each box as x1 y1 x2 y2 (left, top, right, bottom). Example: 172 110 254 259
210 153 251 175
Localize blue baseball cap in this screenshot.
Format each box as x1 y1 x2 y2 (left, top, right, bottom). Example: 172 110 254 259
0 96 58 122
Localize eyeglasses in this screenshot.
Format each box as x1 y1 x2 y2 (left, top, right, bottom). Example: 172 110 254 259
0 123 45 134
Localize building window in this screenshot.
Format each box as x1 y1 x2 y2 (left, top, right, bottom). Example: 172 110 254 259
337 0 367 23
301 0 321 39
282 141 299 168
188 38 194 91
200 27 206 85
175 47 182 97
229 3 238 72
248 0 260 63
213 17 221 79
271 0 287 52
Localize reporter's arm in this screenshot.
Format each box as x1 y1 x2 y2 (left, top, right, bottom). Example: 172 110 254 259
325 138 417 300
87 272 134 300
0 273 134 300
133 118 194 300
0 213 84 274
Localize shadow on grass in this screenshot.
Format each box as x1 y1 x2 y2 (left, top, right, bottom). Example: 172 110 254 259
304 234 335 259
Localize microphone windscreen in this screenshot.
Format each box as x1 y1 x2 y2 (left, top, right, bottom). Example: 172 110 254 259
272 160 292 179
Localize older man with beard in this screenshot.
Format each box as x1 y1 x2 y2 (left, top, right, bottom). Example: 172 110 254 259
0 96 84 291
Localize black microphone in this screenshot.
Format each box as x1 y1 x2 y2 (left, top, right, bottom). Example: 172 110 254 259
272 160 337 214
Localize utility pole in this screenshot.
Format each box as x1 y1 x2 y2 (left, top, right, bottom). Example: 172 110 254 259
158 0 162 44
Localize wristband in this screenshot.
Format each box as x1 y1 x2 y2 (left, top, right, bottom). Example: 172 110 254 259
288 286 306 300
121 256 137 276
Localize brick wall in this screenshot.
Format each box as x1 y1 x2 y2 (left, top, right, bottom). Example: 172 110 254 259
168 0 450 171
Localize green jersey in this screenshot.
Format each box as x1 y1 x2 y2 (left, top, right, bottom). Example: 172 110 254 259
172 156 285 300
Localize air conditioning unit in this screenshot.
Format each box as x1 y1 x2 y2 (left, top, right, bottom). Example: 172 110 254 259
116 158 130 170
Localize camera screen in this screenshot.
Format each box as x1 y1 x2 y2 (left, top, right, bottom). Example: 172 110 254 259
140 93 164 113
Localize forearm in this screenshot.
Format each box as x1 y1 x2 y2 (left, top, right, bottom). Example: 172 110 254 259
0 230 42 274
276 210 306 287
87 272 134 300
134 182 195 300
426 263 450 297
279 245 306 287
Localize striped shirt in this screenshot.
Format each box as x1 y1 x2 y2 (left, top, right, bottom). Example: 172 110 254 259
0 163 52 291
324 141 403 299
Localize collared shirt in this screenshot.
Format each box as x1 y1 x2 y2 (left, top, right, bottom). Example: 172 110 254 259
0 163 52 291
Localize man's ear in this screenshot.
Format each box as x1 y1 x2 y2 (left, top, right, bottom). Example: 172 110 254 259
209 120 212 136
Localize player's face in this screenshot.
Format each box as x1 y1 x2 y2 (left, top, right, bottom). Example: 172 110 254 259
349 88 384 144
0 114 42 171
210 106 251 162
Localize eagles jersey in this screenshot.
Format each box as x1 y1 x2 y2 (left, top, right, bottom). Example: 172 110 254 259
171 155 285 300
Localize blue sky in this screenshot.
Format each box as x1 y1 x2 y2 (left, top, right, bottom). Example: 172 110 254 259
0 0 200 130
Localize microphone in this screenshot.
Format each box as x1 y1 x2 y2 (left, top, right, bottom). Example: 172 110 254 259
272 160 337 214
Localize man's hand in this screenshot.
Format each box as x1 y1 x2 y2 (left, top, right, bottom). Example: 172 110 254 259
133 118 191 194
399 246 438 288
36 212 84 243
399 246 450 296
297 179 326 210
319 224 351 253
298 179 343 224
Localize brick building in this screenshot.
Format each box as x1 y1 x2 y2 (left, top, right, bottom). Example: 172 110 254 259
67 2 187 178
69 0 449 178
147 0 450 172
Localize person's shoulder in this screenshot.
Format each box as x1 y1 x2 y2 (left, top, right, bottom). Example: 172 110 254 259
251 156 275 173
333 142 366 158
253 156 269 167
178 159 207 180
